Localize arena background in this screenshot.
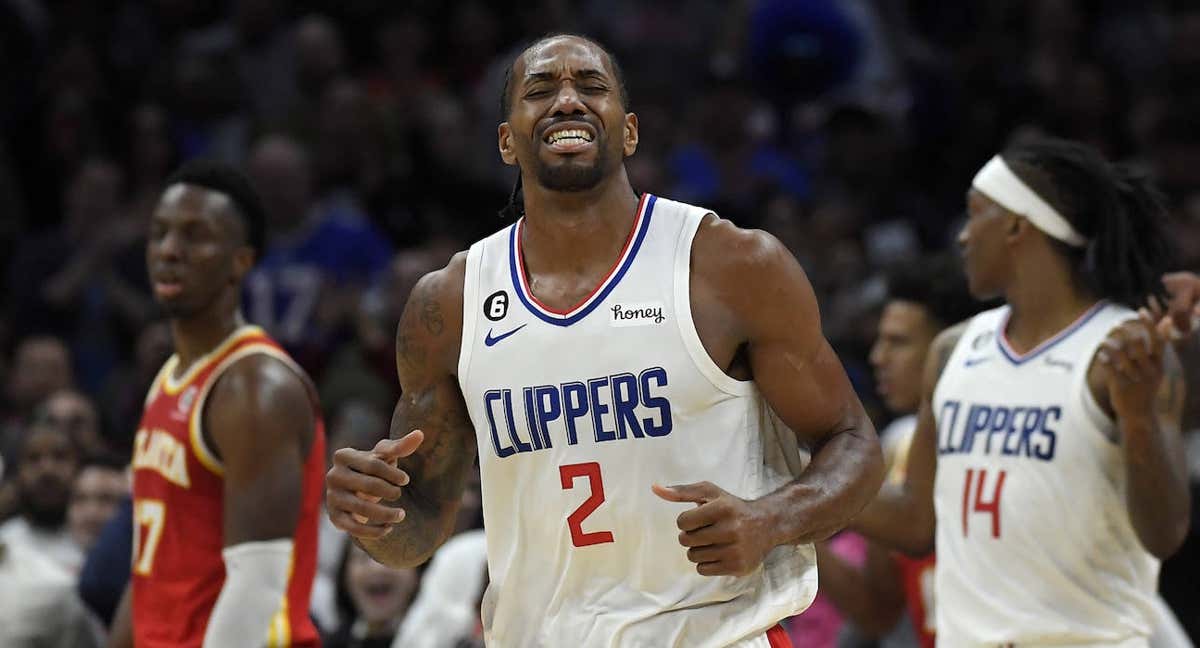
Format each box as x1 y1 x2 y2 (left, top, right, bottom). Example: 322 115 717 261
0 0 1197 644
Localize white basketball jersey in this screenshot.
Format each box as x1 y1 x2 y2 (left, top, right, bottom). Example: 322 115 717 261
457 195 818 647
932 303 1159 646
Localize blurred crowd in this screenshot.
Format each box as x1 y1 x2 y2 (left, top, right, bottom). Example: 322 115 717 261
1 0 1198 645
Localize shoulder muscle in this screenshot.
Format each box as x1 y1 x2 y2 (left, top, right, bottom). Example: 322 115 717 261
690 215 819 344
396 252 468 384
206 353 315 461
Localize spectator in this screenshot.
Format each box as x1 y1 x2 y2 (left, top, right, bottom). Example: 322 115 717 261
66 455 128 554
4 335 73 422
100 320 173 455
0 422 83 573
35 389 108 459
244 133 393 368
313 398 390 632
325 543 419 648
77 496 132 627
0 537 101 648
6 157 150 392
392 529 487 648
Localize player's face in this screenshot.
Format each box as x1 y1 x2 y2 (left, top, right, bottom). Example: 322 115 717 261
16 428 79 528
146 184 252 319
869 301 940 414
959 189 1014 300
499 37 638 192
344 544 419 625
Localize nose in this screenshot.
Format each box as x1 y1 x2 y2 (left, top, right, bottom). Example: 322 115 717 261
956 223 969 248
154 228 184 262
551 83 586 116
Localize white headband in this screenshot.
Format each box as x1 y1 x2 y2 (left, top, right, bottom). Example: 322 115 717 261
971 155 1088 247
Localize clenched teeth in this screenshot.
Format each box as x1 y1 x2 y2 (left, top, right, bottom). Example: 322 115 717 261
545 129 594 144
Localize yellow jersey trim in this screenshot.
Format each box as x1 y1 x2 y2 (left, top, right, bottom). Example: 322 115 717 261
187 344 300 478
162 325 265 396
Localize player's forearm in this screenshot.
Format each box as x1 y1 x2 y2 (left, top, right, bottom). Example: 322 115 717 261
355 491 458 568
1121 416 1191 558
763 420 884 546
850 481 935 555
105 585 133 648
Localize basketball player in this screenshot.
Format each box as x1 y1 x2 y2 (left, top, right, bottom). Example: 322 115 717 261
109 161 326 648
325 34 884 647
854 138 1190 646
818 256 977 648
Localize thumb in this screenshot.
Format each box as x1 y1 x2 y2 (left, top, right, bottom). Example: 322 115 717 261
652 481 720 505
372 430 425 461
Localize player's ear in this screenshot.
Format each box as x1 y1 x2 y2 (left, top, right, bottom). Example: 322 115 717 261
1006 214 1027 244
623 112 639 157
498 123 517 166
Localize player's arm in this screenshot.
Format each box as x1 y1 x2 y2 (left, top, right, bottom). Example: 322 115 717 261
654 221 884 576
1096 315 1191 559
852 324 963 555
325 254 477 569
199 352 316 647
1153 271 1200 430
814 540 905 637
106 585 133 648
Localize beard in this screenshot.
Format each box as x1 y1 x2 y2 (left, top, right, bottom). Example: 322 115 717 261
534 155 609 191
531 131 615 192
21 488 69 530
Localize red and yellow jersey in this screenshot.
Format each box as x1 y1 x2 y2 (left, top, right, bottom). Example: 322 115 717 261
131 325 325 648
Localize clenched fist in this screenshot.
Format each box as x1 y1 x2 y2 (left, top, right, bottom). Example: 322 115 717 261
653 481 776 577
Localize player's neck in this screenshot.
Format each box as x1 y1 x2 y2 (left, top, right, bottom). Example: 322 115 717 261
169 299 244 370
1004 268 1097 354
519 172 641 274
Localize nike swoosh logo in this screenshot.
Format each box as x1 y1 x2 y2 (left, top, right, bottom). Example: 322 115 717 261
963 357 991 367
485 324 527 347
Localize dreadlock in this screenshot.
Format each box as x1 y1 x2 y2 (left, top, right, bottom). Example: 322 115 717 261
497 33 630 220
1002 137 1175 309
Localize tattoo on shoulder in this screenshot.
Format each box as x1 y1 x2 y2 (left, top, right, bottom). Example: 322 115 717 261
420 296 445 336
396 330 427 371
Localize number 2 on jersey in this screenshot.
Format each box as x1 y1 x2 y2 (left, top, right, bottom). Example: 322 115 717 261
133 499 166 575
559 462 615 547
962 468 1006 538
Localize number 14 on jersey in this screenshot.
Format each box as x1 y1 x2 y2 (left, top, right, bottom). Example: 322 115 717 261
962 468 1007 538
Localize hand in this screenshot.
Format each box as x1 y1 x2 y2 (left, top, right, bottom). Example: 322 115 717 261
1098 314 1164 423
652 481 776 577
1148 272 1200 343
325 430 424 539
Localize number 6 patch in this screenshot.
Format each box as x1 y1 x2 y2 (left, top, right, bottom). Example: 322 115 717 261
484 290 509 321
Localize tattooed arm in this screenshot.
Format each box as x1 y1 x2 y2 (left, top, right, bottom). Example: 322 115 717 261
1095 317 1191 559
325 253 478 568
852 323 966 555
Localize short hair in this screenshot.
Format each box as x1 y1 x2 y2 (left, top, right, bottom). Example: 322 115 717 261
1002 137 1175 309
885 253 979 329
498 32 630 121
164 159 267 259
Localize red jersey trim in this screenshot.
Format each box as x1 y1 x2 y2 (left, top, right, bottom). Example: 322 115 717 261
162 326 266 396
187 344 303 477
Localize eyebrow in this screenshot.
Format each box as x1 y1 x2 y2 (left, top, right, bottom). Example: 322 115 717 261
523 68 610 85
